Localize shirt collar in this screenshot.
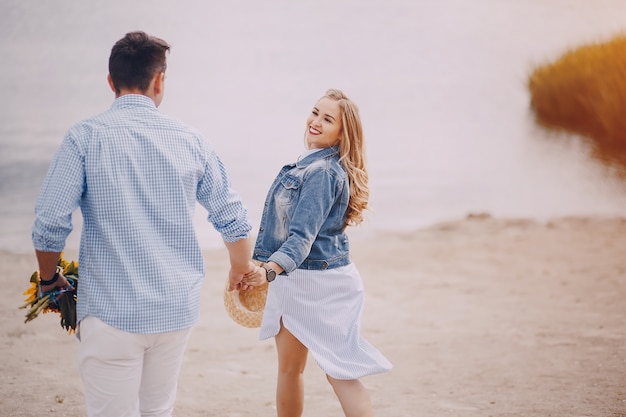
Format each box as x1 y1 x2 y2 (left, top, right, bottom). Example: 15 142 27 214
111 94 158 110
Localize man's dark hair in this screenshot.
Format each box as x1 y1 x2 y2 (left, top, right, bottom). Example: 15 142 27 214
108 31 170 94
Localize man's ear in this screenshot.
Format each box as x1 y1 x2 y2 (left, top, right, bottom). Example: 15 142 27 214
107 74 116 93
152 72 164 95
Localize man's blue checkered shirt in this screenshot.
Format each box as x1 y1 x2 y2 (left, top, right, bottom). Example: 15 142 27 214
32 95 252 333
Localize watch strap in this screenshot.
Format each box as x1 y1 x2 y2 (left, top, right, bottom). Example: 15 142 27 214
39 271 60 286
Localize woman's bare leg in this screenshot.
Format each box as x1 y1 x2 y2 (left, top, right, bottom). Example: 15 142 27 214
275 321 309 417
326 375 373 417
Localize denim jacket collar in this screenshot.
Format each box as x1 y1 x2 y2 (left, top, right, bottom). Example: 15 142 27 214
295 146 340 168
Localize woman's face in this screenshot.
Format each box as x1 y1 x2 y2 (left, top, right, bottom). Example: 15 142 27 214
305 97 342 149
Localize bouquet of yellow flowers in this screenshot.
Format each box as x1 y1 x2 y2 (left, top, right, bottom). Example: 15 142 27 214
19 253 79 334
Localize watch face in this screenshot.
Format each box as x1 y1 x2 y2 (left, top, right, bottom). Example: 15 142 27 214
266 269 277 282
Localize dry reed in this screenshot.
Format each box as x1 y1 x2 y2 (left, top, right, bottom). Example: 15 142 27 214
528 33 626 176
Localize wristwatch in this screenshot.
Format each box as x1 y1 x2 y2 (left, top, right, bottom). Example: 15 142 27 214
39 270 60 286
262 264 277 282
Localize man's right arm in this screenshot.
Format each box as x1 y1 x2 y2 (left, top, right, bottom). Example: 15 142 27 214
32 132 84 254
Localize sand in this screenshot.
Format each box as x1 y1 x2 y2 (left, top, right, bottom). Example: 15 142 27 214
1 214 625 417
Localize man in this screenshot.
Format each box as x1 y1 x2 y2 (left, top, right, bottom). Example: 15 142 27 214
32 31 256 417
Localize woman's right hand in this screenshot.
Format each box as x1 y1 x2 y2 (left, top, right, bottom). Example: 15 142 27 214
241 264 267 288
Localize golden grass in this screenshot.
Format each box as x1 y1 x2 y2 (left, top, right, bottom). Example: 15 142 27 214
528 33 626 176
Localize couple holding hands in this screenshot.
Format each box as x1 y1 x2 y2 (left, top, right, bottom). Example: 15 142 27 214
32 31 391 417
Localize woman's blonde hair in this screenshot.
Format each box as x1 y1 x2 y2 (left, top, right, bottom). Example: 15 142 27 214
323 88 369 228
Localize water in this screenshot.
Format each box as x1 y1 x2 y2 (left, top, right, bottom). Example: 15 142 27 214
2 0 626 254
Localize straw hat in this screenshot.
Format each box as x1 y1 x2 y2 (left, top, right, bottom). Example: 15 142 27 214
223 279 268 328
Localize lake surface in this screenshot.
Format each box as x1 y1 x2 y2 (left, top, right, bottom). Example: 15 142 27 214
2 0 626 253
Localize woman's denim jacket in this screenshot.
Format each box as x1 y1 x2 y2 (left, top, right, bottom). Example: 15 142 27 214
253 146 351 274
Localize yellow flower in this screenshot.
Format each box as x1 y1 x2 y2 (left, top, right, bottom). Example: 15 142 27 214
19 254 79 334
63 260 78 276
23 282 37 303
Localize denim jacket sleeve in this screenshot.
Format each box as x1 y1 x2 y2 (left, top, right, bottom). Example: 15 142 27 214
268 164 341 273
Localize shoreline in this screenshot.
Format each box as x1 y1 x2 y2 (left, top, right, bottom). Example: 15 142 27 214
4 211 626 257
2 213 625 416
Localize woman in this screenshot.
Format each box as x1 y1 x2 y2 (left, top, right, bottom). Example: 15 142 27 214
244 89 392 417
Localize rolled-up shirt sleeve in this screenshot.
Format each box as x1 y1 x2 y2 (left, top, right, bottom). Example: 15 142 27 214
32 133 84 252
196 146 251 242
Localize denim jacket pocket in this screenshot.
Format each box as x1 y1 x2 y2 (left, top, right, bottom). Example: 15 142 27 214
276 174 302 206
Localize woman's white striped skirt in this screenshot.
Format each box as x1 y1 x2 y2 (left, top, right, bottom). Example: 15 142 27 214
259 262 392 379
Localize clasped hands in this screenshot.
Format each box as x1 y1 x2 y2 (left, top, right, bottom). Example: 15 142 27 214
228 261 266 291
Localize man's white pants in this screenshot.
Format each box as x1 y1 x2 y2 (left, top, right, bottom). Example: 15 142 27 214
77 316 192 417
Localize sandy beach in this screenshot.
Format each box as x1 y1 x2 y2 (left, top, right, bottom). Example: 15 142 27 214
2 214 625 417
